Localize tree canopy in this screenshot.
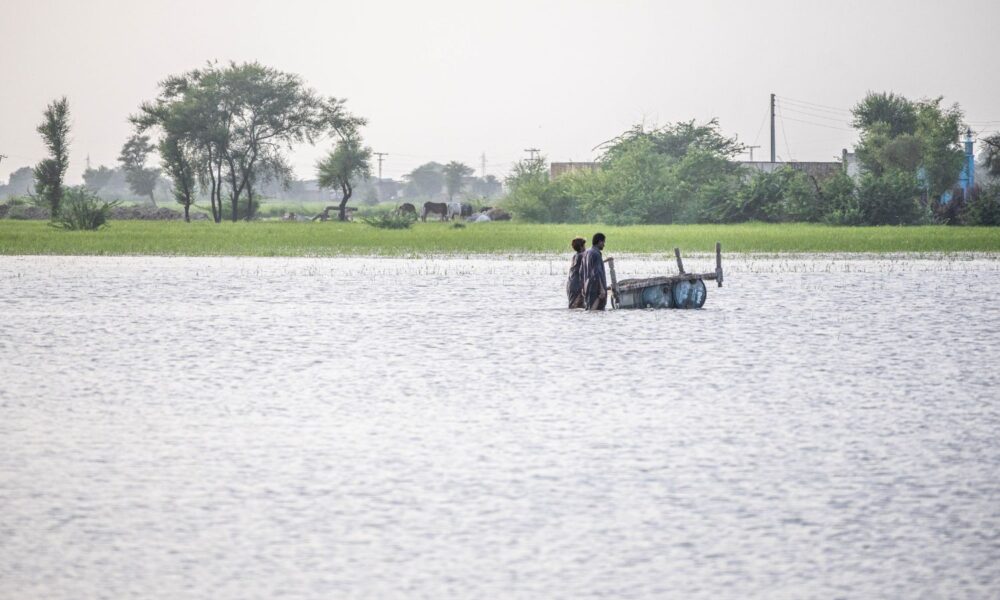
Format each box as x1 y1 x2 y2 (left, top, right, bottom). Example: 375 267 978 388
118 134 161 206
443 161 474 201
851 92 964 202
316 132 372 221
33 97 70 217
133 61 365 221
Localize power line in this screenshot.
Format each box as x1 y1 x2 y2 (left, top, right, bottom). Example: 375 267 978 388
523 147 541 162
779 103 853 124
777 103 793 160
777 95 852 114
752 104 770 147
779 115 856 132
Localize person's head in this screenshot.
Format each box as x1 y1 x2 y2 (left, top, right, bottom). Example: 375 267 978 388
592 232 606 250
571 237 586 253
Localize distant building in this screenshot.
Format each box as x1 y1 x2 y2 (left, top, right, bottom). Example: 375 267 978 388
738 149 855 182
550 161 600 179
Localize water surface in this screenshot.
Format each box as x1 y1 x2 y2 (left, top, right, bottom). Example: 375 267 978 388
1 254 999 599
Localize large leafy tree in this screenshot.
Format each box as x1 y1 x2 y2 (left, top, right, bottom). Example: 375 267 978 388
118 134 161 205
33 97 71 217
591 120 744 224
404 162 444 199
851 92 964 203
4 167 35 196
443 161 474 201
851 92 917 137
315 132 372 221
82 165 115 193
134 61 363 222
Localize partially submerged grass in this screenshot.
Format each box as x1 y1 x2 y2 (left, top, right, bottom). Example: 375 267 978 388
1 220 998 256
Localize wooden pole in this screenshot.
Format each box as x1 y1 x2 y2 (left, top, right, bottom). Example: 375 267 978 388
606 257 620 309
674 247 685 274
715 242 723 287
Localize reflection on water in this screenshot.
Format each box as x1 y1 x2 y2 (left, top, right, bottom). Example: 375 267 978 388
1 255 999 599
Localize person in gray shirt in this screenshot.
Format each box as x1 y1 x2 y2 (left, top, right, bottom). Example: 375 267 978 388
581 232 607 310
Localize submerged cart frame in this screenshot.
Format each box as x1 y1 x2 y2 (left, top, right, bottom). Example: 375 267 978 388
607 242 724 309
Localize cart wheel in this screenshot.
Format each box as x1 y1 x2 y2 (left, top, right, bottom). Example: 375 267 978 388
641 285 673 308
672 279 707 309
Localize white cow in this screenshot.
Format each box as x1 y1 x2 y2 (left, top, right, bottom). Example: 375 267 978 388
446 202 462 221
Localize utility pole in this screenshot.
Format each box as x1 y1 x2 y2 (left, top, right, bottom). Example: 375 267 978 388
86 154 91 170
523 147 541 162
770 93 776 163
0 154 7 169
373 152 388 201
745 145 761 161
480 153 486 178
374 152 388 181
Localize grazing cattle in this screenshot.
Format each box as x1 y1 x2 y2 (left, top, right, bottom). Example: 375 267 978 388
421 201 449 221
396 202 417 216
446 202 462 221
460 203 473 217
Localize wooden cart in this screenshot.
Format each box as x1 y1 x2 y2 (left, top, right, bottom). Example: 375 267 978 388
607 243 724 309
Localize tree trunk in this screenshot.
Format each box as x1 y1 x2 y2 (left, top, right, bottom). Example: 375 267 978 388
245 182 254 221
214 162 223 223
338 182 353 221
149 190 157 208
183 203 190 222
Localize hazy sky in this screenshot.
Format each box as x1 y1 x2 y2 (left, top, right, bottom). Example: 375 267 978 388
1 0 998 185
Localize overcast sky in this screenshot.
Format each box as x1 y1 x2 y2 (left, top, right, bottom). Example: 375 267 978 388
1 0 997 184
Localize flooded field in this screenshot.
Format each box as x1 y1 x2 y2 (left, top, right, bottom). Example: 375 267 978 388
1 254 999 599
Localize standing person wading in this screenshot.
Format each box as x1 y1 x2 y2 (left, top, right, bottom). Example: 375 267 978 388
566 237 586 309
581 232 608 311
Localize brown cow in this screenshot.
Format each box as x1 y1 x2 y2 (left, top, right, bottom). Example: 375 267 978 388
421 201 449 222
396 203 417 216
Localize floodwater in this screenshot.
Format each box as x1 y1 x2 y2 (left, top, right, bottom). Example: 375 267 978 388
1 254 999 599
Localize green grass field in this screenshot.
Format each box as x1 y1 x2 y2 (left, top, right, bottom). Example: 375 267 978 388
1 220 998 256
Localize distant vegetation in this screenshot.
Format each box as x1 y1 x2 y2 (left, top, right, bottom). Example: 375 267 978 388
3 76 998 229
1 221 998 256
501 93 999 227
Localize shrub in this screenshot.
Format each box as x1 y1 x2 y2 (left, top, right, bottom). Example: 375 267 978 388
820 171 863 225
856 171 928 225
962 183 1000 226
361 210 416 229
231 197 261 220
51 187 119 230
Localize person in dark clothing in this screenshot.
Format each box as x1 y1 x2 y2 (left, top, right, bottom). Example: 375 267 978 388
581 232 607 310
566 237 586 308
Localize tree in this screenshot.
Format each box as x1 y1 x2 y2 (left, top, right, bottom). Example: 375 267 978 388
914 98 964 202
443 161 474 201
851 92 964 204
404 162 444 198
118 134 161 206
33 97 70 218
159 134 196 222
851 92 917 137
3 167 35 197
979 133 1000 178
315 132 372 221
82 165 115 192
133 61 364 222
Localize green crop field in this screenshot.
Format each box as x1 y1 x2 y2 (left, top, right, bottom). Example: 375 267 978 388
1 220 999 256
